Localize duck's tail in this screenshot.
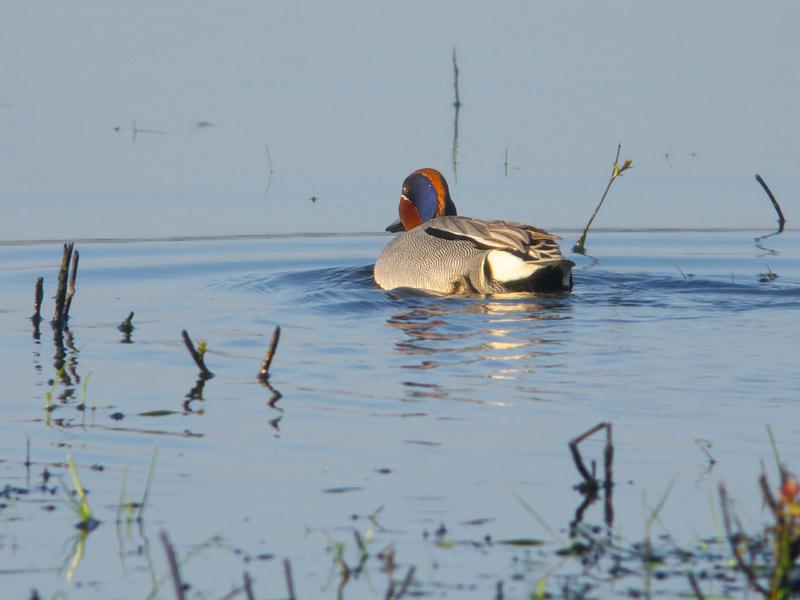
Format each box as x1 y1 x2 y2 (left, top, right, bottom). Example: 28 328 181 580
486 251 574 292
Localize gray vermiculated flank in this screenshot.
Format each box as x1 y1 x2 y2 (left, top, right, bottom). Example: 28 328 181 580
374 216 573 295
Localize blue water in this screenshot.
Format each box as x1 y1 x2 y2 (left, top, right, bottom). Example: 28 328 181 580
0 230 798 598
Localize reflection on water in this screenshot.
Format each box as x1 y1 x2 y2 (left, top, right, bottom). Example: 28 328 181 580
386 296 571 371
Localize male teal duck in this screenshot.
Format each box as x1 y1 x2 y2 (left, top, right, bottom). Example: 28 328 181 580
374 168 574 295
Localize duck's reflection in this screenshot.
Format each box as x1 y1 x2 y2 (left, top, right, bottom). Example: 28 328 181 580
386 293 573 403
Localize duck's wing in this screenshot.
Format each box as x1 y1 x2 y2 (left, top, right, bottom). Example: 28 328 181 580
424 216 565 262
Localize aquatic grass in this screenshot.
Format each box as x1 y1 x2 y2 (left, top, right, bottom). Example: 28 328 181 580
138 445 159 522
78 370 92 409
641 477 677 563
131 116 169 143
116 467 131 527
60 454 99 531
115 446 159 525
511 490 564 544
45 368 63 412
718 433 800 599
573 144 633 254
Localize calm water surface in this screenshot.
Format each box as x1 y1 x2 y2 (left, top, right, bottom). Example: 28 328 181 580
0 230 798 598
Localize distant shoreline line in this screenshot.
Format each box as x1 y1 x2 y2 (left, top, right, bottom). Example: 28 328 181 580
0 227 794 247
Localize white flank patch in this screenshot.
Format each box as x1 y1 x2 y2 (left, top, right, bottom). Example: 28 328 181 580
486 250 539 283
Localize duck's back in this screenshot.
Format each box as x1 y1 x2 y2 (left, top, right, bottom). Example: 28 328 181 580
374 216 574 295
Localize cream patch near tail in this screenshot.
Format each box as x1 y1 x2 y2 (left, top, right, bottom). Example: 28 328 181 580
485 250 541 283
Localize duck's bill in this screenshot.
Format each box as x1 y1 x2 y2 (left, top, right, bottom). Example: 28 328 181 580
385 218 404 233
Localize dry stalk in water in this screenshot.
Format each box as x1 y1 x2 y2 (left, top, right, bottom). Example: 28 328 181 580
573 145 633 254
63 249 79 322
755 174 786 233
258 325 281 382
52 243 75 326
181 330 214 379
159 530 187 600
32 277 44 324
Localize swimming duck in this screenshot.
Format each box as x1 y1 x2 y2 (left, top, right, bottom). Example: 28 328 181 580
374 168 574 295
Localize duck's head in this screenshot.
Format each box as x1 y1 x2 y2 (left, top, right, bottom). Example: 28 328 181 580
385 168 457 232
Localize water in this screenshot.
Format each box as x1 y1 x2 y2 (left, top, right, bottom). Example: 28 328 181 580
3 2 800 595
0 230 798 598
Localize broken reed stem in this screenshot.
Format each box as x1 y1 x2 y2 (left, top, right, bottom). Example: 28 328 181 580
243 572 255 600
181 330 213 379
573 144 632 254
118 311 135 333
451 47 461 183
396 566 415 599
495 580 504 600
694 439 716 465
258 326 281 382
718 483 768 595
569 422 609 489
758 472 781 520
603 422 614 527
32 277 44 324
63 249 79 322
283 558 297 600
687 571 706 600
52 243 74 326
755 174 786 232
159 530 187 600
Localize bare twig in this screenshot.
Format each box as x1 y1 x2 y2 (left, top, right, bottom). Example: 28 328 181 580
181 330 213 379
451 47 461 182
687 571 706 600
264 144 274 201
216 572 253 600
243 572 255 600
63 250 79 322
52 243 74 326
395 566 415 599
573 145 632 254
159 530 186 600
495 580 504 600
694 438 716 466
759 472 781 520
32 277 44 324
755 174 786 232
283 558 297 600
258 326 281 382
718 483 768 595
603 422 614 527
569 422 608 490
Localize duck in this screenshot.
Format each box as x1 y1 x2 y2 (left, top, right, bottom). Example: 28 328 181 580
374 168 574 295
